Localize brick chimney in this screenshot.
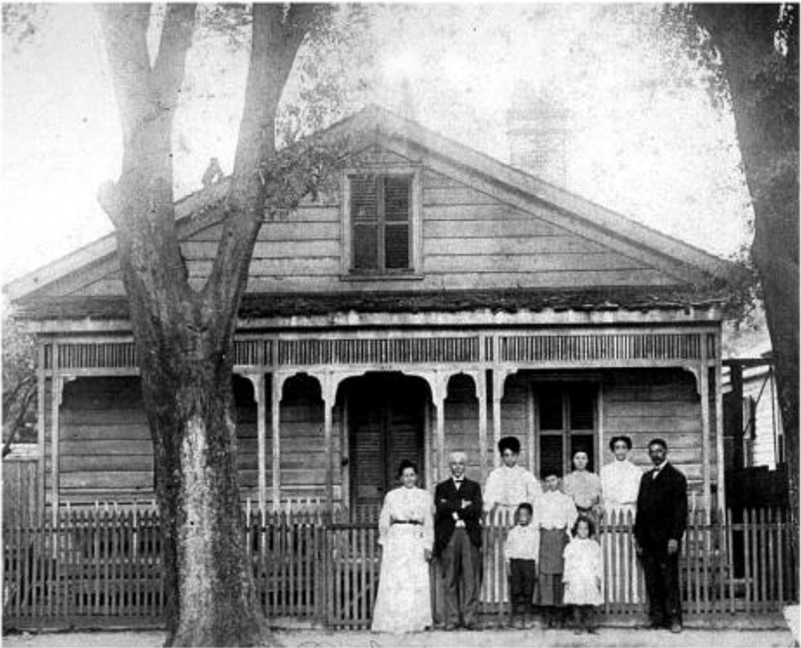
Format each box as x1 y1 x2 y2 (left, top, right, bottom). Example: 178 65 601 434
506 84 569 187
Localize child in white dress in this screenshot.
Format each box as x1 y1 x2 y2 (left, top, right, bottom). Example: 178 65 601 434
563 516 603 634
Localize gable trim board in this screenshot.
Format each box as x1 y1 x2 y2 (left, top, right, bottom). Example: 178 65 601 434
5 105 735 306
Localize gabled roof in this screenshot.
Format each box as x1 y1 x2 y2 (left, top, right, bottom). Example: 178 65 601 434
4 104 737 307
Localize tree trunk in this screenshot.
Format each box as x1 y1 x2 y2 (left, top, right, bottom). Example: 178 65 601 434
137 328 263 646
97 5 320 644
693 4 799 553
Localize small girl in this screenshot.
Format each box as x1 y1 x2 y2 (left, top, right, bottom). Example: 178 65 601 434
504 502 540 629
563 515 603 634
533 469 577 629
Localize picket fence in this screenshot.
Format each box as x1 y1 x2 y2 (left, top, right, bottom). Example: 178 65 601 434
3 504 797 630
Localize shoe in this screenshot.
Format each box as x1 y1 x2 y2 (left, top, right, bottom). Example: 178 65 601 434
647 620 666 630
670 621 682 634
443 623 457 631
514 618 525 630
463 622 479 631
587 627 598 635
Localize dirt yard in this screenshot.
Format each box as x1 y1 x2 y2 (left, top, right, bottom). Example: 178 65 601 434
3 625 797 648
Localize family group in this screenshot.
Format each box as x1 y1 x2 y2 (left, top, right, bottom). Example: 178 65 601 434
370 435 688 636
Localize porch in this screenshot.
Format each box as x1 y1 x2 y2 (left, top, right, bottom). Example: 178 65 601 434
3 503 797 631
38 315 727 514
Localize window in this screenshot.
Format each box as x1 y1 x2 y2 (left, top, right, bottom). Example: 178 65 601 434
349 174 413 274
536 383 597 477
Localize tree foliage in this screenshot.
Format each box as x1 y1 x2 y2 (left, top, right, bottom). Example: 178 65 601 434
668 4 799 550
2 310 37 458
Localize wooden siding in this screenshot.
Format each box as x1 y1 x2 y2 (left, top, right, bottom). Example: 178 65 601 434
46 368 711 504
443 374 487 477
64 148 683 299
602 369 714 488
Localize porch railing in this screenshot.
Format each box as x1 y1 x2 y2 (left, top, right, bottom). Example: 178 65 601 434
3 504 797 630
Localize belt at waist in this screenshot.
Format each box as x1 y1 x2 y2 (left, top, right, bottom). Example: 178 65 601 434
391 520 422 525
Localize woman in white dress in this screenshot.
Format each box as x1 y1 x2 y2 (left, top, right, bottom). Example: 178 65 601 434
599 435 643 604
371 460 434 633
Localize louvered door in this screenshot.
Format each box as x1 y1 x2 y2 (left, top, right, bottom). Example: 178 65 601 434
349 377 425 512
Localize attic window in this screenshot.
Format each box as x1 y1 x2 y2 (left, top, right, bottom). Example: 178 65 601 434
349 174 412 273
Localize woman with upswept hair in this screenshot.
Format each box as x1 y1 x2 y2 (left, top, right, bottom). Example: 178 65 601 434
371 459 434 633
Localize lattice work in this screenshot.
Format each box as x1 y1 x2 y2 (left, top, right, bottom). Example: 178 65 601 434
55 342 137 369
499 333 703 363
47 340 274 369
277 337 481 366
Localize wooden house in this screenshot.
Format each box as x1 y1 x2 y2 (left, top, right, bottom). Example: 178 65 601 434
5 105 735 518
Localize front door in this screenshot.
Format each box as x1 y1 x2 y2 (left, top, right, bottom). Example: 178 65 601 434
348 374 426 515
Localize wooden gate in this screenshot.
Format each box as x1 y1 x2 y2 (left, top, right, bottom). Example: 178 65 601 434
325 522 381 629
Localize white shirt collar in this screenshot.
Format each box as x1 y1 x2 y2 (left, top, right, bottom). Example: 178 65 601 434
653 460 668 473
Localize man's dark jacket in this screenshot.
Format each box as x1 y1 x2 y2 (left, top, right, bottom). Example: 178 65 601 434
433 477 483 557
633 462 688 555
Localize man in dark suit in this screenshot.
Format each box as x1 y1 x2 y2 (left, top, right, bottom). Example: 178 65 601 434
634 438 688 634
434 451 483 630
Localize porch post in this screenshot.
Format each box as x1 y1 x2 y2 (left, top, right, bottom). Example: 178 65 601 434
36 342 46 522
51 373 63 522
700 345 712 517
244 373 267 513
491 369 507 468
271 373 282 513
476 370 488 485
434 372 447 481
321 372 336 514
714 333 726 515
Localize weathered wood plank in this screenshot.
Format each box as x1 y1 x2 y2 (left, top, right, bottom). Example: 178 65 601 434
60 456 154 472
423 186 499 206
61 424 151 440
424 218 563 238
61 440 152 455
181 240 341 260
61 472 153 489
425 235 605 255
425 253 647 273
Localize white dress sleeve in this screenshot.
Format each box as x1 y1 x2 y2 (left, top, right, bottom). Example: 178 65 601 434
378 491 392 546
421 489 434 552
483 469 500 511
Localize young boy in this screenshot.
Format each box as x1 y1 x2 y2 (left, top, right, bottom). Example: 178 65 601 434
533 468 578 629
504 502 540 629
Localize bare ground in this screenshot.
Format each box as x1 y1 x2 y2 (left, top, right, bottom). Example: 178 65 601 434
2 625 796 648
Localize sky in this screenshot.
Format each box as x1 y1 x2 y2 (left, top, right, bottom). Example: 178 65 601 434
1 3 753 285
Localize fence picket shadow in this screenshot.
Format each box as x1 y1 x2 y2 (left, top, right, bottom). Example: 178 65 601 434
3 503 796 630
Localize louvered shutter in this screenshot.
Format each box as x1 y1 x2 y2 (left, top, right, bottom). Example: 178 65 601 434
351 175 379 270
383 176 411 270
539 435 564 478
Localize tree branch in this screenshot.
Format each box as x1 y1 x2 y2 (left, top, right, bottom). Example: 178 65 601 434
2 378 36 459
202 3 318 335
152 4 197 113
96 4 153 146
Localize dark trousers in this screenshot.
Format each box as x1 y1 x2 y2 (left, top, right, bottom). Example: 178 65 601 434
641 550 682 626
509 559 537 618
572 605 596 630
441 528 481 626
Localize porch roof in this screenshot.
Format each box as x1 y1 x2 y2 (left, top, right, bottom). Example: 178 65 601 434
16 284 730 323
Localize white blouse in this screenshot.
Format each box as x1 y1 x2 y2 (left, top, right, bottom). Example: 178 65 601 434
533 489 578 530
377 486 434 551
600 459 643 512
483 464 540 511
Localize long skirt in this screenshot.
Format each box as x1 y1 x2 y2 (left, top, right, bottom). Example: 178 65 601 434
538 528 568 606
601 506 641 604
371 525 432 633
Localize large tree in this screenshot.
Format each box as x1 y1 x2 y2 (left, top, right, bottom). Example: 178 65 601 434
95 4 345 645
683 4 798 545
